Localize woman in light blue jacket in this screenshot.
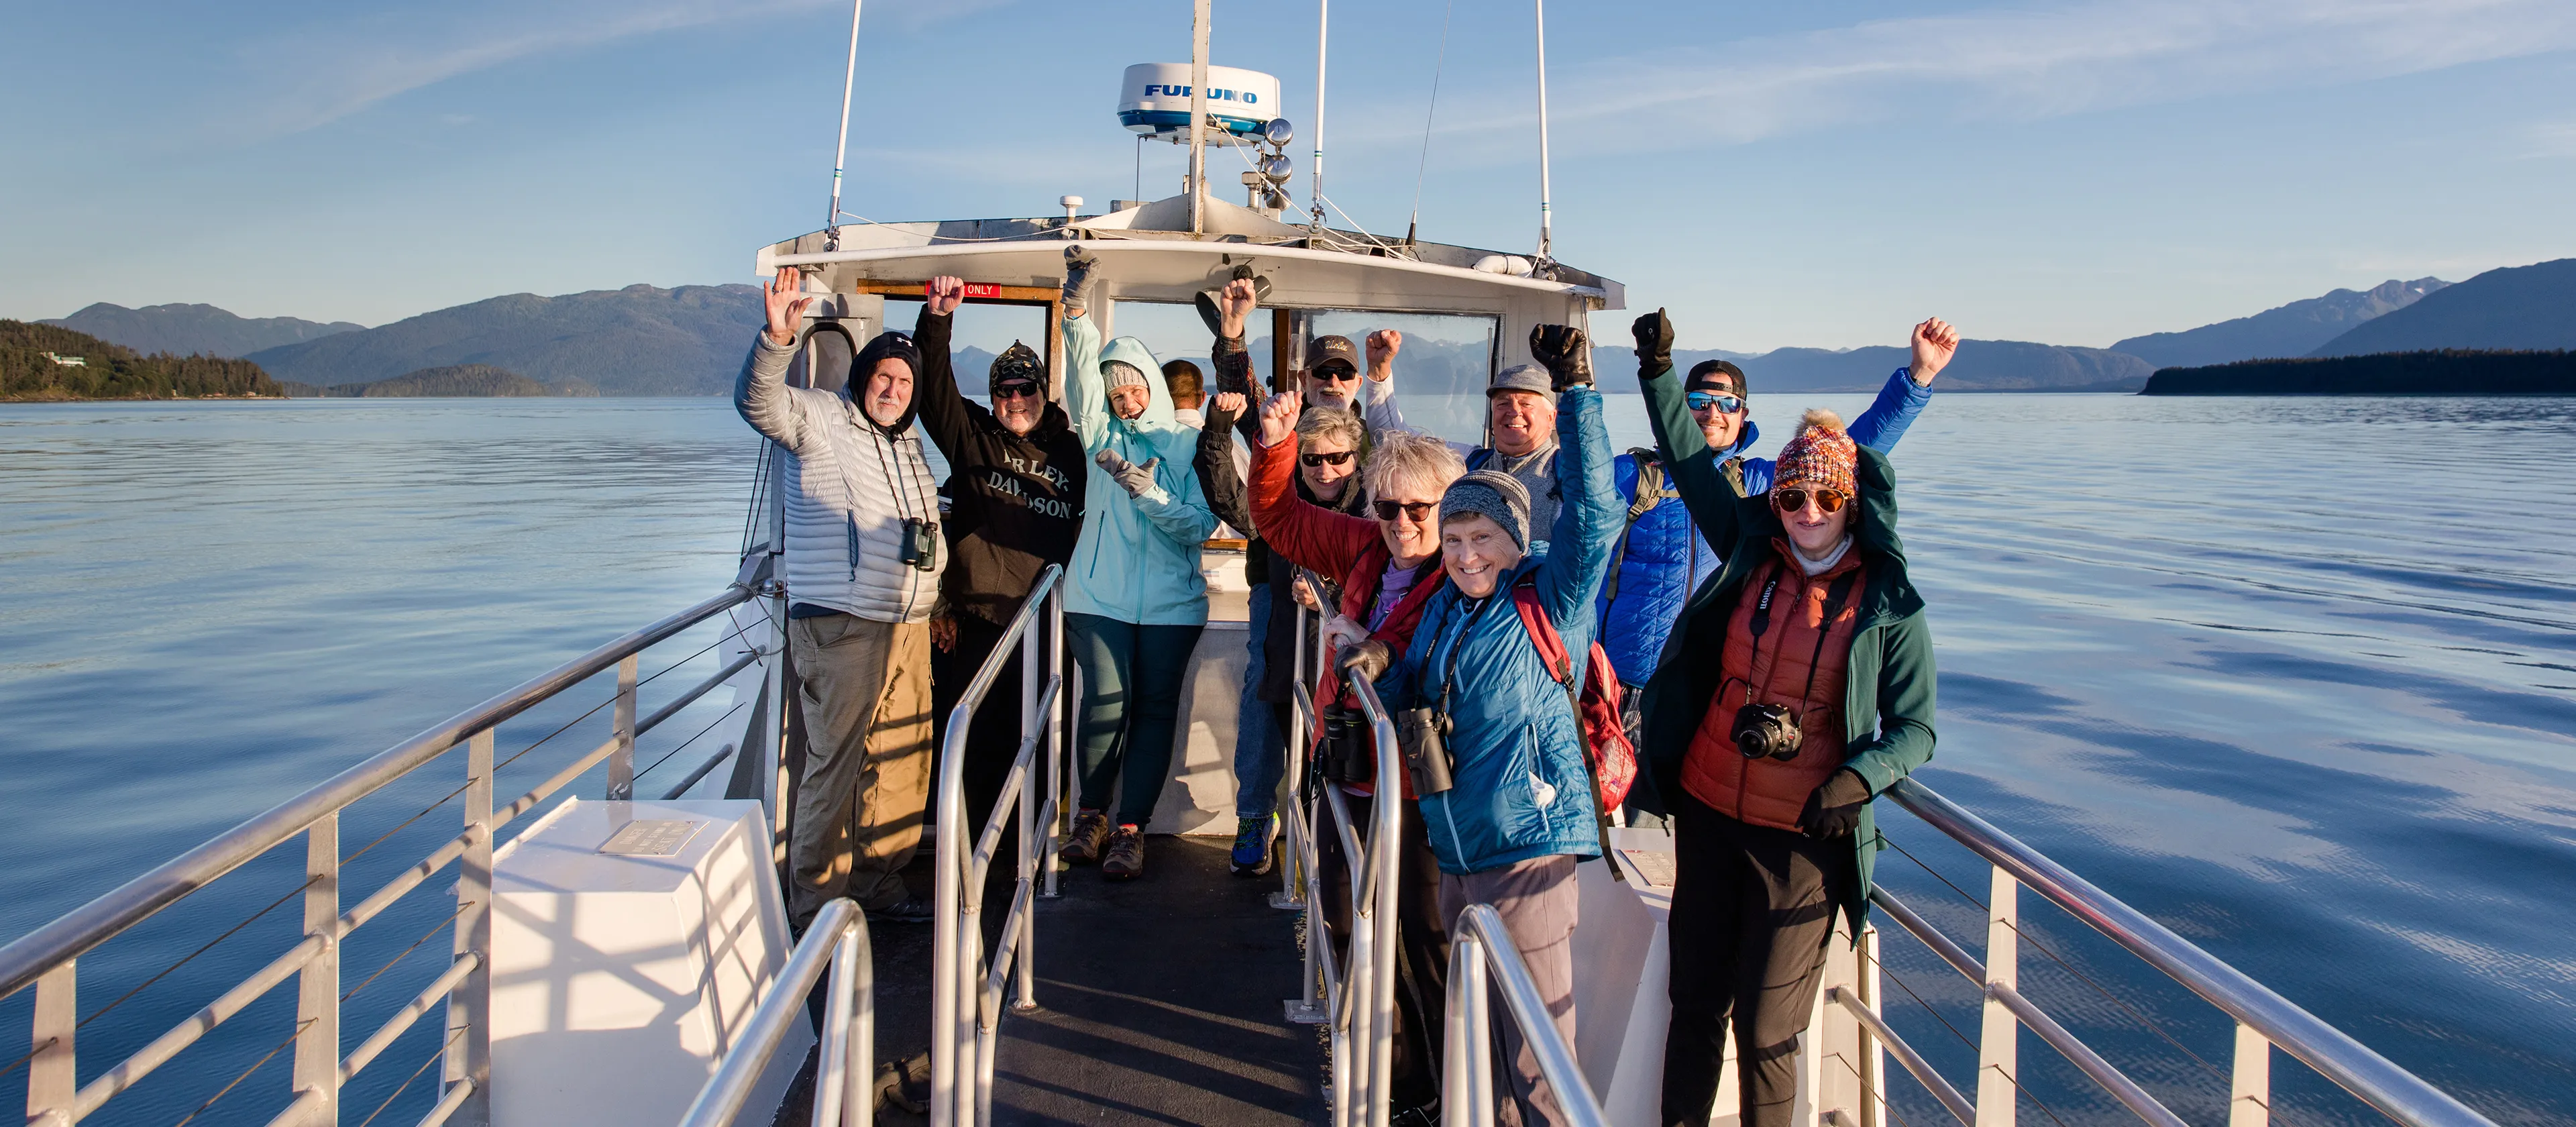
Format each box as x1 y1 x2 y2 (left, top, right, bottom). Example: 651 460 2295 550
1055 248 1218 880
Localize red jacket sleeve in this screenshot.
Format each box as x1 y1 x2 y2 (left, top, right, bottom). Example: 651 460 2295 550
1248 431 1378 581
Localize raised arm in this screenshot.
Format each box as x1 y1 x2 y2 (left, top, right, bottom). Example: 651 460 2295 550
1059 248 1110 453
1358 329 1409 437
909 278 985 458
1526 325 1621 633
1196 391 1256 533
1246 392 1378 580
735 266 826 455
1845 319 1956 454
1633 310 1755 557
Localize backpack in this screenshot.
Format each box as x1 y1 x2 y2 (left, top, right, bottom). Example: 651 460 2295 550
1508 574 1638 820
1599 449 1675 606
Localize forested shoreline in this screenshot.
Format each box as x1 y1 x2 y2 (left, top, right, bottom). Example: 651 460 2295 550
2 320 282 400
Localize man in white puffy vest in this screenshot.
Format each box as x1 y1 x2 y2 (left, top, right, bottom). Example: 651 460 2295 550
737 266 947 928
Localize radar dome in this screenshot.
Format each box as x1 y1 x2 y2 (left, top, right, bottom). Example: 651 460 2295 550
1117 63 1280 145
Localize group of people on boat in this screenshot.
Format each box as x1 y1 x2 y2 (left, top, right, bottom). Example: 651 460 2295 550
735 247 1956 1127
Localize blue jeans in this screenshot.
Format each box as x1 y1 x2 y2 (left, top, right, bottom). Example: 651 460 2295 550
1069 613 1206 826
1233 582 1289 821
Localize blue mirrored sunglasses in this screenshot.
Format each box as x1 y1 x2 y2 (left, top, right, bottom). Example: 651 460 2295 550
1686 391 1745 413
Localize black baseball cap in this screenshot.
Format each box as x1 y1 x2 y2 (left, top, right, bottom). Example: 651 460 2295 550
1311 335 1360 376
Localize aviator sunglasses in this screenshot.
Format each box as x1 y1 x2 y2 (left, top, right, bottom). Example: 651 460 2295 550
1301 449 1356 468
1772 488 1848 515
1373 499 1437 521
1686 390 1746 414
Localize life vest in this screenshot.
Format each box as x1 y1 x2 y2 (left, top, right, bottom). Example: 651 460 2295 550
1680 541 1867 831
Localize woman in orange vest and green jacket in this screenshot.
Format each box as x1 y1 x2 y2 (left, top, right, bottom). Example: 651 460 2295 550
1628 309 1941 1127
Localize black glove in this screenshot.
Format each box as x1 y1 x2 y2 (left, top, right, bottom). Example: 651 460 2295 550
1631 309 1674 378
1799 768 1872 839
1528 323 1591 390
1338 639 1392 682
1062 246 1101 316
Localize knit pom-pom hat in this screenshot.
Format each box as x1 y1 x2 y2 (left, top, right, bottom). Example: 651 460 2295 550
1771 408 1858 500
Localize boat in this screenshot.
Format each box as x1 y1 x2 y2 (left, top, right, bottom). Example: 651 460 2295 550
0 5 2518 1127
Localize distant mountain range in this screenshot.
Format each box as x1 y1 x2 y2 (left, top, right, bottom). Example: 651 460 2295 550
2308 258 2576 356
35 256 2575 396
2112 278 2449 369
246 284 764 396
42 303 362 358
280 364 599 398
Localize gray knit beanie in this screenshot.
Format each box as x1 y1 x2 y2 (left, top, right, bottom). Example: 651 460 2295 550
1440 470 1532 551
1102 360 1150 393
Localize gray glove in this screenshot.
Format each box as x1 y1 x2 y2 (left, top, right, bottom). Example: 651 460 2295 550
1063 246 1101 317
1095 449 1161 498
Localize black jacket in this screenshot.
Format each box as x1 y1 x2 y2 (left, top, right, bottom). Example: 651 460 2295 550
1195 337 1367 702
913 307 1089 628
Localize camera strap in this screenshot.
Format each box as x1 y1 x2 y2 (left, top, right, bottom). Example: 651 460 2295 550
1794 570 1864 708
1434 594 1498 725
1748 574 1784 638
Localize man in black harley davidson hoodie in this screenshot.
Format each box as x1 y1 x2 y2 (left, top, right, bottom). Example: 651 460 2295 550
912 277 1089 838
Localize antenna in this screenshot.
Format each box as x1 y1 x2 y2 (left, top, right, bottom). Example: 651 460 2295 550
824 0 864 251
1311 0 1329 232
1533 0 1553 263
1189 0 1210 235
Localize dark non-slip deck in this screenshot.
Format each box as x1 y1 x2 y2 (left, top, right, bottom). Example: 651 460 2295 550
781 837 1326 1126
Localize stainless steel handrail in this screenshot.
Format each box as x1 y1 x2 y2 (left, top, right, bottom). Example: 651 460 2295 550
679 897 874 1127
929 565 1066 1127
1343 674 1405 1127
0 583 757 1000
0 583 767 1127
1886 777 2501 1127
1440 902 1609 1127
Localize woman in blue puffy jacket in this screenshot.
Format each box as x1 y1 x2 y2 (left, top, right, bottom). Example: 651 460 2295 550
1343 323 1620 1127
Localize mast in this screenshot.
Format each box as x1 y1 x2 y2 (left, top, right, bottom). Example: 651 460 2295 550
1189 0 1210 235
1311 0 1329 231
824 0 863 249
1533 0 1552 262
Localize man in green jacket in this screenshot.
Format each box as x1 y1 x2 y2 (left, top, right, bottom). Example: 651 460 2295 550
1630 309 1939 1127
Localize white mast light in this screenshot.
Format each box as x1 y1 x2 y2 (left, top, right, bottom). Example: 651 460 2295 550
1117 62 1280 146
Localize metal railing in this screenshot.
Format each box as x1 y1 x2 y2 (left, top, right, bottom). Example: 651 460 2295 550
1272 603 1413 1127
1440 903 1609 1127
1858 778 2502 1127
0 582 769 1127
928 565 1067 1127
679 897 873 1127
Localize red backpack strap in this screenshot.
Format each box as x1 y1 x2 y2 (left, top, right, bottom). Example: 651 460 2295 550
1511 574 1573 687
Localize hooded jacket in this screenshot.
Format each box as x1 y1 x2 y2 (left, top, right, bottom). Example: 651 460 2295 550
1379 386 1621 875
735 329 945 623
1635 362 1938 938
1595 369 1931 688
1061 311 1218 626
910 307 1088 628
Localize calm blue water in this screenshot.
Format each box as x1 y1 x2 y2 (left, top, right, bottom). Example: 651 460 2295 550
1 394 2571 1125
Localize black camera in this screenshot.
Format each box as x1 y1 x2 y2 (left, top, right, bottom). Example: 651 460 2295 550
1320 702 1366 784
1731 702 1804 761
1395 706 1456 796
897 517 939 572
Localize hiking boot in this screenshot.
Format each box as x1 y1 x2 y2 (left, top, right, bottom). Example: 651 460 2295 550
1062 809 1110 865
1101 824 1145 880
1230 814 1277 877
865 895 934 924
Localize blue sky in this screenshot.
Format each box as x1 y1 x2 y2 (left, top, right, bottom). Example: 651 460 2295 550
4 0 2573 351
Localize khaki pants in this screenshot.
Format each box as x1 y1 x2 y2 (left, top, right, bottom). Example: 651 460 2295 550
1441 855 1582 1127
788 614 932 924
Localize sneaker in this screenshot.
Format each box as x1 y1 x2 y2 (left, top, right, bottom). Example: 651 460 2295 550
1101 824 1145 880
1229 814 1277 877
865 895 934 924
1062 809 1110 865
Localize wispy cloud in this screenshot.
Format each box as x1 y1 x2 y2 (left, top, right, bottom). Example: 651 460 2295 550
2520 119 2576 158
1400 0 2576 160
215 0 1010 142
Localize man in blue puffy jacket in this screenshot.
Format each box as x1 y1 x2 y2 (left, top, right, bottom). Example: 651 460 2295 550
1601 329 1953 818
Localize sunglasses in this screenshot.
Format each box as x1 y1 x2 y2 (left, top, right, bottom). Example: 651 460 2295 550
1310 365 1360 383
1301 450 1356 468
1373 499 1437 522
1772 488 1848 515
991 381 1042 400
1686 391 1746 414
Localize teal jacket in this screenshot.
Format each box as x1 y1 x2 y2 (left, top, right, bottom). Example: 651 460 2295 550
1061 312 1218 626
1635 363 1939 938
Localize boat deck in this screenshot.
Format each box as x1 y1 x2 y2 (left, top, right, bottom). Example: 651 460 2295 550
778 837 1326 1126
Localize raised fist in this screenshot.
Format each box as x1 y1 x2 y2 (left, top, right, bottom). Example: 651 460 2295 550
924 276 965 317
1631 309 1674 376
1529 323 1591 390
1364 329 1403 376
1256 390 1301 449
1211 391 1248 419
1909 317 1960 385
1218 278 1258 341
1061 246 1100 317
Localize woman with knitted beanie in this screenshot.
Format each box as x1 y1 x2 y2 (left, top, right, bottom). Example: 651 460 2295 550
1627 308 1939 1127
